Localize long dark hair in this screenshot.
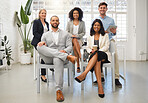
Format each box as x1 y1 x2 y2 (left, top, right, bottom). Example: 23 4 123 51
90 19 105 36
68 7 83 21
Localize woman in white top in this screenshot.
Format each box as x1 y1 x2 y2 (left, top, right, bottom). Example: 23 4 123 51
31 9 49 82
66 7 86 73
75 19 111 98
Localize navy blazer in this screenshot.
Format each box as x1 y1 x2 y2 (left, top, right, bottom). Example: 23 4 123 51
31 19 49 48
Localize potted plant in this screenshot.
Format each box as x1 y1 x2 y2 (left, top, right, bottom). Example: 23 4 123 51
15 0 33 64
1 35 14 69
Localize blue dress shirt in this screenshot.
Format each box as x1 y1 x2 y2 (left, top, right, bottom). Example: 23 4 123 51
96 16 116 40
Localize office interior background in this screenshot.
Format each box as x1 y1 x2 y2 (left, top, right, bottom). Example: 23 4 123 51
0 0 148 63
0 0 148 103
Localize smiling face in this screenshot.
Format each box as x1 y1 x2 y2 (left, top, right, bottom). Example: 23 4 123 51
98 5 108 16
93 22 101 33
50 16 60 28
73 10 79 19
39 9 46 20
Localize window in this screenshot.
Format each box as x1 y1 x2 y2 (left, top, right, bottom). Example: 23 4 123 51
32 0 127 41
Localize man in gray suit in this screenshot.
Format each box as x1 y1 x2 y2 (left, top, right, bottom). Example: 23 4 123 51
37 15 76 102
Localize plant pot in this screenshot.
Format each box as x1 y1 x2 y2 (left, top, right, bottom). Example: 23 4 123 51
20 52 31 64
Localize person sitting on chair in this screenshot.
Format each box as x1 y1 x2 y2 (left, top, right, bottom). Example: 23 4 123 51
66 7 86 73
31 9 49 82
75 19 111 98
37 15 77 102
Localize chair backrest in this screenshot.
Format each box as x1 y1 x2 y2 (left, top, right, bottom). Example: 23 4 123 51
109 40 115 54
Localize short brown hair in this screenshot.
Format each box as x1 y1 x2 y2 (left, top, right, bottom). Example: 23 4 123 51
98 2 108 8
50 15 59 21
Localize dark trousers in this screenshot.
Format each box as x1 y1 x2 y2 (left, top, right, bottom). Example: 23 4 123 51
41 59 46 75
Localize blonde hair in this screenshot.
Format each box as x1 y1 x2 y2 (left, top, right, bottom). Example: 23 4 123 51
38 9 46 19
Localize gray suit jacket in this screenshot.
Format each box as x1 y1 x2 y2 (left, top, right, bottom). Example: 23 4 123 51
66 20 86 43
41 29 72 54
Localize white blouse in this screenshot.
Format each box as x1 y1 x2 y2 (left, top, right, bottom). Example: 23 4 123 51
43 24 48 33
73 25 79 35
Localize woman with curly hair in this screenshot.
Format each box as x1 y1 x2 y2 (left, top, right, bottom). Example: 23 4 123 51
66 7 86 73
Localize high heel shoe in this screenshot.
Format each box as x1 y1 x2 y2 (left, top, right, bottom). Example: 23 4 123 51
41 77 47 82
75 75 86 83
98 94 105 98
98 88 105 98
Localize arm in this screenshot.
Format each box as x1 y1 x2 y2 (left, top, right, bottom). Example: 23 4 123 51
75 21 86 39
33 20 43 40
63 33 72 54
86 36 93 53
66 21 73 37
109 19 116 36
99 34 110 52
38 32 47 47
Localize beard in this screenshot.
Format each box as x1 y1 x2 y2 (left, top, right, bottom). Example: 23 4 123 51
51 23 59 28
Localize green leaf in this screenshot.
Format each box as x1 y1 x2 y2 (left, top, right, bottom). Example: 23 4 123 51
20 6 29 24
15 12 21 27
25 0 33 16
2 42 4 46
4 36 7 41
7 60 10 66
6 40 9 45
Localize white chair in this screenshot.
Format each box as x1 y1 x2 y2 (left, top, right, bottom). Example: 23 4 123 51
117 45 126 80
80 41 116 91
37 54 73 93
33 48 37 80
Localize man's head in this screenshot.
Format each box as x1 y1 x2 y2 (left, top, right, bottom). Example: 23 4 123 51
98 2 108 16
50 15 60 28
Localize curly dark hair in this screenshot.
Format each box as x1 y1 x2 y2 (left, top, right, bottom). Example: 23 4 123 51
68 7 83 21
90 19 105 36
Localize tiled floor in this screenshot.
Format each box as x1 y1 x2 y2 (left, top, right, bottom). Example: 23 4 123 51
0 61 148 103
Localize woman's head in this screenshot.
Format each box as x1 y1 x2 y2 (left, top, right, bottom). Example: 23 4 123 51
39 9 47 20
90 19 105 36
69 7 83 21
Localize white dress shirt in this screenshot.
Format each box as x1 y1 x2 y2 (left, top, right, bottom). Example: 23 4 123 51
51 29 59 45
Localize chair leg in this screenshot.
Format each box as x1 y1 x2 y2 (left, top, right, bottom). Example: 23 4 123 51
68 68 70 86
105 67 107 75
112 67 115 92
81 66 85 90
91 72 94 83
34 48 36 80
46 68 49 86
37 67 40 93
72 64 75 76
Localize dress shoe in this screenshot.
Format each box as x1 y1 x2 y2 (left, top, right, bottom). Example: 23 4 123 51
50 68 54 72
77 67 81 73
41 77 47 82
93 77 105 84
75 76 86 83
98 88 105 98
67 55 77 64
56 90 64 102
115 79 122 88
98 94 105 98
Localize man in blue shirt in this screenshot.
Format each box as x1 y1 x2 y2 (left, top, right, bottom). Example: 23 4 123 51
94 2 122 88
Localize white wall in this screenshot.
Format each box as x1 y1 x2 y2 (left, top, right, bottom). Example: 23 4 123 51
127 0 148 61
0 0 28 63
147 0 148 60
0 0 147 62
136 0 147 60
126 0 137 60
